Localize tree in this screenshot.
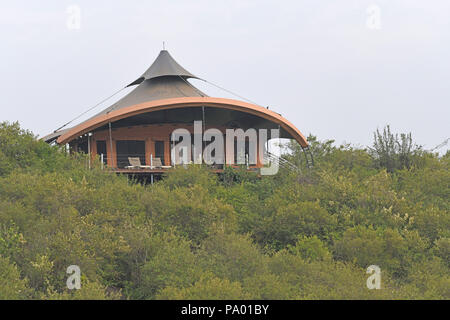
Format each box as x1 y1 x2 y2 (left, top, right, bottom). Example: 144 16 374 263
157 276 250 300
369 125 422 172
0 121 448 300
0 256 31 299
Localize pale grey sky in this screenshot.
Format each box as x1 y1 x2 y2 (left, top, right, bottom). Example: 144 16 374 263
1 0 449 151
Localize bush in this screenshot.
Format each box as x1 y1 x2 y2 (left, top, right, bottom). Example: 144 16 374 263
157 276 250 300
369 125 422 173
0 121 448 299
0 255 31 299
255 201 337 250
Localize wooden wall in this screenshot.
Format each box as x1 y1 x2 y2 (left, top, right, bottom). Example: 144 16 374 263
86 123 264 168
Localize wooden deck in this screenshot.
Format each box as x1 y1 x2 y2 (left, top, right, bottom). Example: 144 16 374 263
111 166 260 175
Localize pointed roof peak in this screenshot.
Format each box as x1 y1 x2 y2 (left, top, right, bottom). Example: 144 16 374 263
127 50 199 87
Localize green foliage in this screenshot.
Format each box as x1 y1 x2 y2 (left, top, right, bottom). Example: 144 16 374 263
333 226 428 279
0 121 448 300
218 165 260 186
199 231 267 282
133 232 202 299
369 125 422 173
412 206 450 241
140 184 236 243
288 235 332 262
255 201 337 250
45 277 121 300
161 165 217 190
399 257 450 299
157 276 250 300
0 256 31 299
242 272 296 299
433 238 450 267
0 222 26 259
0 121 41 175
268 250 402 299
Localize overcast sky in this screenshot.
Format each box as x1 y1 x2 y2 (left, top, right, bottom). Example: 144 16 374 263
1 0 449 151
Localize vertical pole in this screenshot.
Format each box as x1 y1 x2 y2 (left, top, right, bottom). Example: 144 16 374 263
202 106 205 164
87 133 91 169
170 139 174 166
278 124 281 157
108 122 113 167
101 154 104 170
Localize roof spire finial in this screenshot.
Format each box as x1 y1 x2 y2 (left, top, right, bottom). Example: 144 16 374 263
163 41 165 50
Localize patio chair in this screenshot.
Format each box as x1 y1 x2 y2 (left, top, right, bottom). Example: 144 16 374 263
126 157 152 169
151 157 172 169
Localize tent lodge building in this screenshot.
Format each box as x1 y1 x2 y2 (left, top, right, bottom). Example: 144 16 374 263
43 50 310 175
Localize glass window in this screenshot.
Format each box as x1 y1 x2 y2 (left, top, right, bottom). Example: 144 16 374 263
155 141 165 165
116 140 146 168
96 141 107 165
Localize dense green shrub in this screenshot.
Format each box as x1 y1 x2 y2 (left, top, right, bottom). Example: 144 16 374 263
0 121 448 300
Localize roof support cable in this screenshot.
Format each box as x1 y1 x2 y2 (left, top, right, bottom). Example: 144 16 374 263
429 138 449 152
54 86 128 133
178 75 206 97
199 78 261 107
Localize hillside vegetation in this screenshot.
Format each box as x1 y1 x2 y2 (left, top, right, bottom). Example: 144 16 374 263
0 121 448 299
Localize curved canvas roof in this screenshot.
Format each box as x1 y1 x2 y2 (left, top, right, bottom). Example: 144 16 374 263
41 128 71 143
90 49 207 119
93 76 207 117
104 49 206 115
56 97 309 147
44 49 309 148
